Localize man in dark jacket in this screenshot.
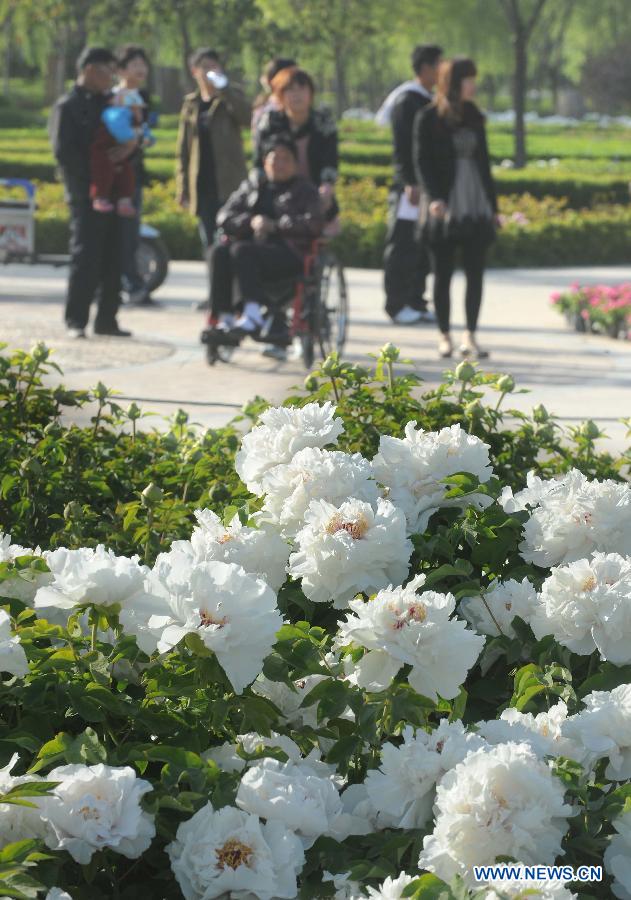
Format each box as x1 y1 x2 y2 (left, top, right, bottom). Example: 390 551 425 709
382 44 442 325
208 134 323 338
49 46 135 338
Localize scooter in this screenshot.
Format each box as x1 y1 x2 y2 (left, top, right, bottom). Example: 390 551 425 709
0 178 170 293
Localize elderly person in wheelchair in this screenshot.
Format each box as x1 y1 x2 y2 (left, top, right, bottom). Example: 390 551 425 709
203 133 324 359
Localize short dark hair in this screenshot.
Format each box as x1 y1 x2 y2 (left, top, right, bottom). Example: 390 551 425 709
76 46 117 73
264 57 296 86
271 66 315 97
189 47 221 69
262 132 298 160
411 44 443 75
117 44 150 71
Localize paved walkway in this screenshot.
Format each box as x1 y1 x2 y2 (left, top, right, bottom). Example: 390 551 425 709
1 262 630 453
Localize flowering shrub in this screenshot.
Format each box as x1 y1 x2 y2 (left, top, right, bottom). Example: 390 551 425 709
2 343 631 898
551 282 631 338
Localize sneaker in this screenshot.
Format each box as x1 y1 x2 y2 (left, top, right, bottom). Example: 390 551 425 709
67 326 86 339
261 344 288 361
416 308 436 324
92 198 114 214
392 305 423 325
116 198 136 218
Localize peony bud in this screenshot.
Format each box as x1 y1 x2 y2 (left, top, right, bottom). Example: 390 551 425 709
579 419 600 440
455 360 476 382
465 399 483 418
141 482 163 507
379 342 400 362
532 403 549 423
496 374 515 393
64 501 82 521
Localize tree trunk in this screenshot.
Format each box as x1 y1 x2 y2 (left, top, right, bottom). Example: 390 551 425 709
333 43 347 118
2 16 10 98
174 1 193 86
512 26 528 167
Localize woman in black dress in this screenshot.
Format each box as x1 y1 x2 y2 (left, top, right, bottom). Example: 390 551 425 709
413 57 498 359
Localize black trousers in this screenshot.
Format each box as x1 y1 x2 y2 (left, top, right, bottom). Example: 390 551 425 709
209 240 303 318
197 191 222 250
429 237 487 334
383 191 430 317
65 187 122 330
120 181 143 294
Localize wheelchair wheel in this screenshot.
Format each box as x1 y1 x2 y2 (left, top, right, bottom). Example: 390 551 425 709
204 335 235 365
205 342 219 365
315 253 348 360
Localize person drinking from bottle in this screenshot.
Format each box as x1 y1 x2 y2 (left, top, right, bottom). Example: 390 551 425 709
176 47 251 251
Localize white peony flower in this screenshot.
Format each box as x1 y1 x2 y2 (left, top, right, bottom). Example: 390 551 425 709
118 547 189 655
508 469 631 567
478 701 581 760
322 871 363 900
365 721 487 829
0 753 51 847
0 609 29 677
39 764 155 864
288 497 412 608
167 801 305 900
204 732 332 777
364 873 416 899
256 446 379 538
46 890 73 900
0 532 51 603
171 509 289 591
336 575 484 700
251 673 325 729
418 742 573 885
235 401 344 496
460 578 538 638
34 546 148 621
605 809 631 899
371 422 493 534
130 558 282 694
563 684 631 780
500 470 559 513
529 553 631 663
236 757 370 847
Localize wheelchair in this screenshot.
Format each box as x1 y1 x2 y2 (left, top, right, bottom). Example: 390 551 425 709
201 239 348 369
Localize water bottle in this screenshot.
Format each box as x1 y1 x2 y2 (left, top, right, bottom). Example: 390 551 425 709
206 71 228 90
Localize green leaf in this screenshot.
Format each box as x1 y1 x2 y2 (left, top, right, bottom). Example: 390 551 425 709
448 687 468 722
0 782 59 808
0 841 40 865
239 696 279 736
402 873 456 899
300 678 350 721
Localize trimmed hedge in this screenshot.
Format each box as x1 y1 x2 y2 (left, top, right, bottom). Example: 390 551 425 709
23 178 631 270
